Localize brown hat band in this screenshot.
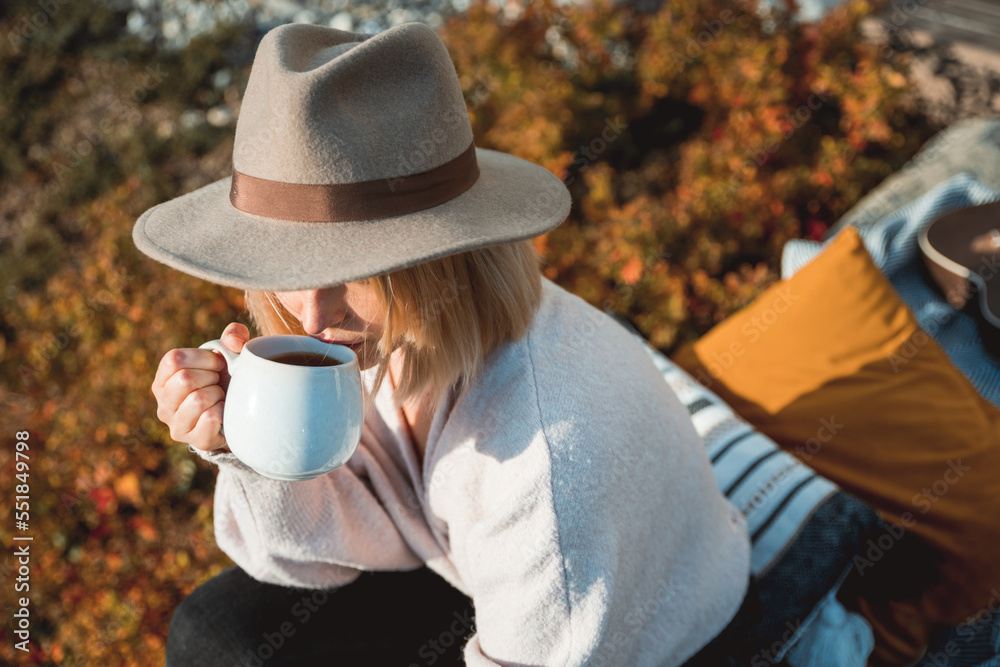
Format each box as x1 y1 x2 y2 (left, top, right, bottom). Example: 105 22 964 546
229 141 480 222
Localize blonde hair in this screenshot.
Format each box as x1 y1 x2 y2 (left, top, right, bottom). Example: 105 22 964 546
244 239 542 412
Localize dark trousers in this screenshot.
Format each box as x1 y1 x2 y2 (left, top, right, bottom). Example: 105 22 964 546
167 565 763 666
682 575 772 667
165 566 476 667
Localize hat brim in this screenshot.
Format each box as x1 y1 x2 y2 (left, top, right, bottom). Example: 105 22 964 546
132 148 571 291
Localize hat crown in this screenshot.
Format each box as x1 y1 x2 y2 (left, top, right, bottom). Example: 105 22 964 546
232 22 474 185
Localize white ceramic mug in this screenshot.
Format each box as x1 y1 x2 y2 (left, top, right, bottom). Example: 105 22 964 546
198 335 364 481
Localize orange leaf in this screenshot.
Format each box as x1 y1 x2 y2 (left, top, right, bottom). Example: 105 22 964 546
114 473 142 506
129 517 159 542
621 257 644 285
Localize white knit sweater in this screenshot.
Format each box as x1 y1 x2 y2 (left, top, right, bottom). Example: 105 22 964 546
193 278 751 666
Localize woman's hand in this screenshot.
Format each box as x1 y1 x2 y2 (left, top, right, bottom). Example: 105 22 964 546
152 322 250 455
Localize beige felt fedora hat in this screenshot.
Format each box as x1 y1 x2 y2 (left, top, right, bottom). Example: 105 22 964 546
132 21 571 292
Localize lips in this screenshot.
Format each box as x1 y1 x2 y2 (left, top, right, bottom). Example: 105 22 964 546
312 336 364 348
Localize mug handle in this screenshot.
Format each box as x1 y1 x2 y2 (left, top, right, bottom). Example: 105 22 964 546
198 339 240 437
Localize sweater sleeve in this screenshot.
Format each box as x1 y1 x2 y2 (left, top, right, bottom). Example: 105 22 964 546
187 432 424 589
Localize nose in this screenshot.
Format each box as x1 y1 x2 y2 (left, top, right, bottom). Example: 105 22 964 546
297 288 346 335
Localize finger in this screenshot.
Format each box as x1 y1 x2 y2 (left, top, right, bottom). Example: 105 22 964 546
154 348 226 391
222 322 250 353
169 385 225 443
185 401 227 453
156 368 221 417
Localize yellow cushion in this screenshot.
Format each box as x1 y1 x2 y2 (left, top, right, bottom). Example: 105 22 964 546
672 226 1000 666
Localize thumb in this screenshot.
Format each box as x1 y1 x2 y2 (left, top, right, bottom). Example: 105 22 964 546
221 322 250 353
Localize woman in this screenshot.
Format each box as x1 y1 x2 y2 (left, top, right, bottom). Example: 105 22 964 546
137 21 753 666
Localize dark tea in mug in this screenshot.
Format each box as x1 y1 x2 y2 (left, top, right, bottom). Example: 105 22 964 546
268 352 342 367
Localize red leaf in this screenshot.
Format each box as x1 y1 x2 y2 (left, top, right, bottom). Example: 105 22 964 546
89 486 116 514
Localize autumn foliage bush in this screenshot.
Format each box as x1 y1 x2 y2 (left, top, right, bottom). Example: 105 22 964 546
442 0 935 346
0 0 935 663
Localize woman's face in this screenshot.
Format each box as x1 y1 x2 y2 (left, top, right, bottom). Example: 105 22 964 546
273 282 385 370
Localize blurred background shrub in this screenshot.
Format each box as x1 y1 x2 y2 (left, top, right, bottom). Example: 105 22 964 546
0 0 937 662
442 0 935 347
